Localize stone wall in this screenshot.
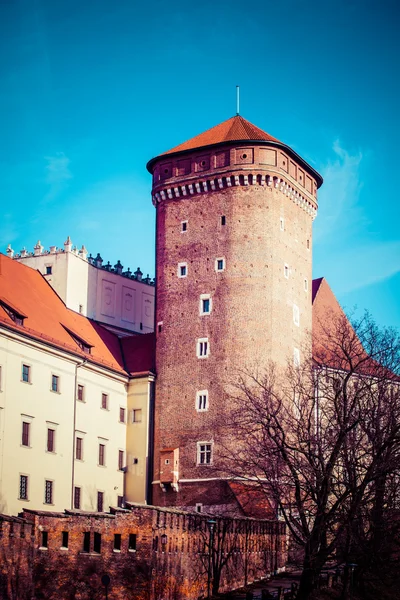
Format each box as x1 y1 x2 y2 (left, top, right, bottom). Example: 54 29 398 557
0 504 286 600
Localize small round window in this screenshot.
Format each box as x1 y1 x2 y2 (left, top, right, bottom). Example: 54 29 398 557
164 168 169 174
200 160 206 167
242 153 247 159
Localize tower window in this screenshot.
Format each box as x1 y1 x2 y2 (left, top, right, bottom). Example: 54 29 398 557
215 258 225 272
304 278 308 292
22 422 30 447
196 390 209 412
118 450 124 471
114 534 121 551
101 393 108 410
181 221 188 232
45 266 52 275
307 239 310 250
221 215 226 226
47 428 55 453
74 486 81 509
280 217 284 231
75 437 83 460
129 534 137 551
77 384 84 402
93 532 101 553
199 294 212 315
284 264 289 279
119 407 126 423
197 442 213 465
197 338 209 359
97 491 104 512
98 443 106 466
41 531 48 548
83 532 90 552
177 262 187 278
61 531 69 549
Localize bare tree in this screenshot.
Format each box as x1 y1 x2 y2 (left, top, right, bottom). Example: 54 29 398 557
222 312 400 600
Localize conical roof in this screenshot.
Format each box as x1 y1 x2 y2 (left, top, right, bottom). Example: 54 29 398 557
162 115 280 156
147 115 323 187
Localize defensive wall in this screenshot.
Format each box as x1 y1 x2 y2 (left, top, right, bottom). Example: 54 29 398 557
0 503 286 600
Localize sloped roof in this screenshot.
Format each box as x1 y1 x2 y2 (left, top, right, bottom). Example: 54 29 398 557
0 254 153 377
147 115 323 187
228 481 275 519
161 115 280 156
121 332 155 376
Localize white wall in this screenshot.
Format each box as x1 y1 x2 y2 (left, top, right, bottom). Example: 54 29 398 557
0 330 128 516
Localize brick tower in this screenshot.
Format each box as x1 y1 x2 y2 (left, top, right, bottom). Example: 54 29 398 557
147 116 323 513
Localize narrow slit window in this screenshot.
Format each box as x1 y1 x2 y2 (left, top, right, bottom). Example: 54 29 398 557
114 533 121 551
221 215 226 226
83 532 90 553
93 532 101 553
61 531 69 548
129 534 137 551
181 221 188 232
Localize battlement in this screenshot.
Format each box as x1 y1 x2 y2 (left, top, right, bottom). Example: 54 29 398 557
6 236 155 286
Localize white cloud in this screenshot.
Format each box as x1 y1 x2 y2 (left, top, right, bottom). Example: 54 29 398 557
42 153 72 203
313 140 363 243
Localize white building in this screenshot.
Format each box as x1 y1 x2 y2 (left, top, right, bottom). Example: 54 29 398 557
0 253 155 516
6 237 155 336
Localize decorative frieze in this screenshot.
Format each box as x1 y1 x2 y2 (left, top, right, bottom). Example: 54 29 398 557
152 173 318 218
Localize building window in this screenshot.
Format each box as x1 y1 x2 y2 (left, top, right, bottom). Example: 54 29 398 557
280 217 284 231
181 221 188 232
117 495 124 508
45 266 52 275
177 262 187 278
197 442 213 465
83 532 90 552
51 375 59 393
157 321 163 333
98 444 106 466
77 384 84 402
307 239 310 250
195 503 203 513
199 294 211 315
132 409 142 423
118 450 124 471
293 304 300 327
294 348 300 368
215 257 225 272
79 304 83 314
22 422 30 447
22 364 30 383
19 475 28 500
304 278 308 292
75 437 83 460
47 428 55 453
284 264 289 279
93 532 101 553
196 390 209 412
61 531 69 549
97 491 104 512
221 215 226 226
74 486 81 509
44 480 53 504
119 407 126 423
41 531 48 548
101 393 108 410
129 534 137 551
197 338 209 359
114 534 121 551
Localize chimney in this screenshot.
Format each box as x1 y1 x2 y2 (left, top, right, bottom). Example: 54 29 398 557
114 260 123 275
79 245 88 260
6 244 14 258
34 240 43 256
64 236 72 252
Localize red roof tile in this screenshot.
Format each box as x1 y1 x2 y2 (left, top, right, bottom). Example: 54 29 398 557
228 481 275 519
161 115 280 156
0 254 153 377
121 333 155 375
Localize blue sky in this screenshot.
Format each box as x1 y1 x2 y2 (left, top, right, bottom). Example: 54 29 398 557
1 0 399 329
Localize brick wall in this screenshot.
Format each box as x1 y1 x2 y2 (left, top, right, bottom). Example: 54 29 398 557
0 504 286 599
152 142 316 509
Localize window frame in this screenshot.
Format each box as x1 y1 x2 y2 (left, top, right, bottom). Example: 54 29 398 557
101 393 109 410
98 443 106 467
74 486 81 509
47 428 55 453
197 441 213 466
97 491 104 512
196 338 209 359
177 262 188 278
132 408 142 423
196 390 209 412
119 407 126 423
44 479 54 505
19 474 29 500
118 449 124 471
293 304 300 327
181 220 188 233
21 421 30 447
21 364 31 384
51 374 59 393
77 384 85 402
215 257 225 272
75 436 83 461
199 294 212 316
284 263 289 279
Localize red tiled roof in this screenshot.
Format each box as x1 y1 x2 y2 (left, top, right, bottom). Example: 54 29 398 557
0 254 153 377
121 333 155 375
161 115 281 156
228 481 275 519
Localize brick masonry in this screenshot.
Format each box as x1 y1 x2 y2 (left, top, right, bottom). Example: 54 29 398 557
0 505 286 599
150 142 317 510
